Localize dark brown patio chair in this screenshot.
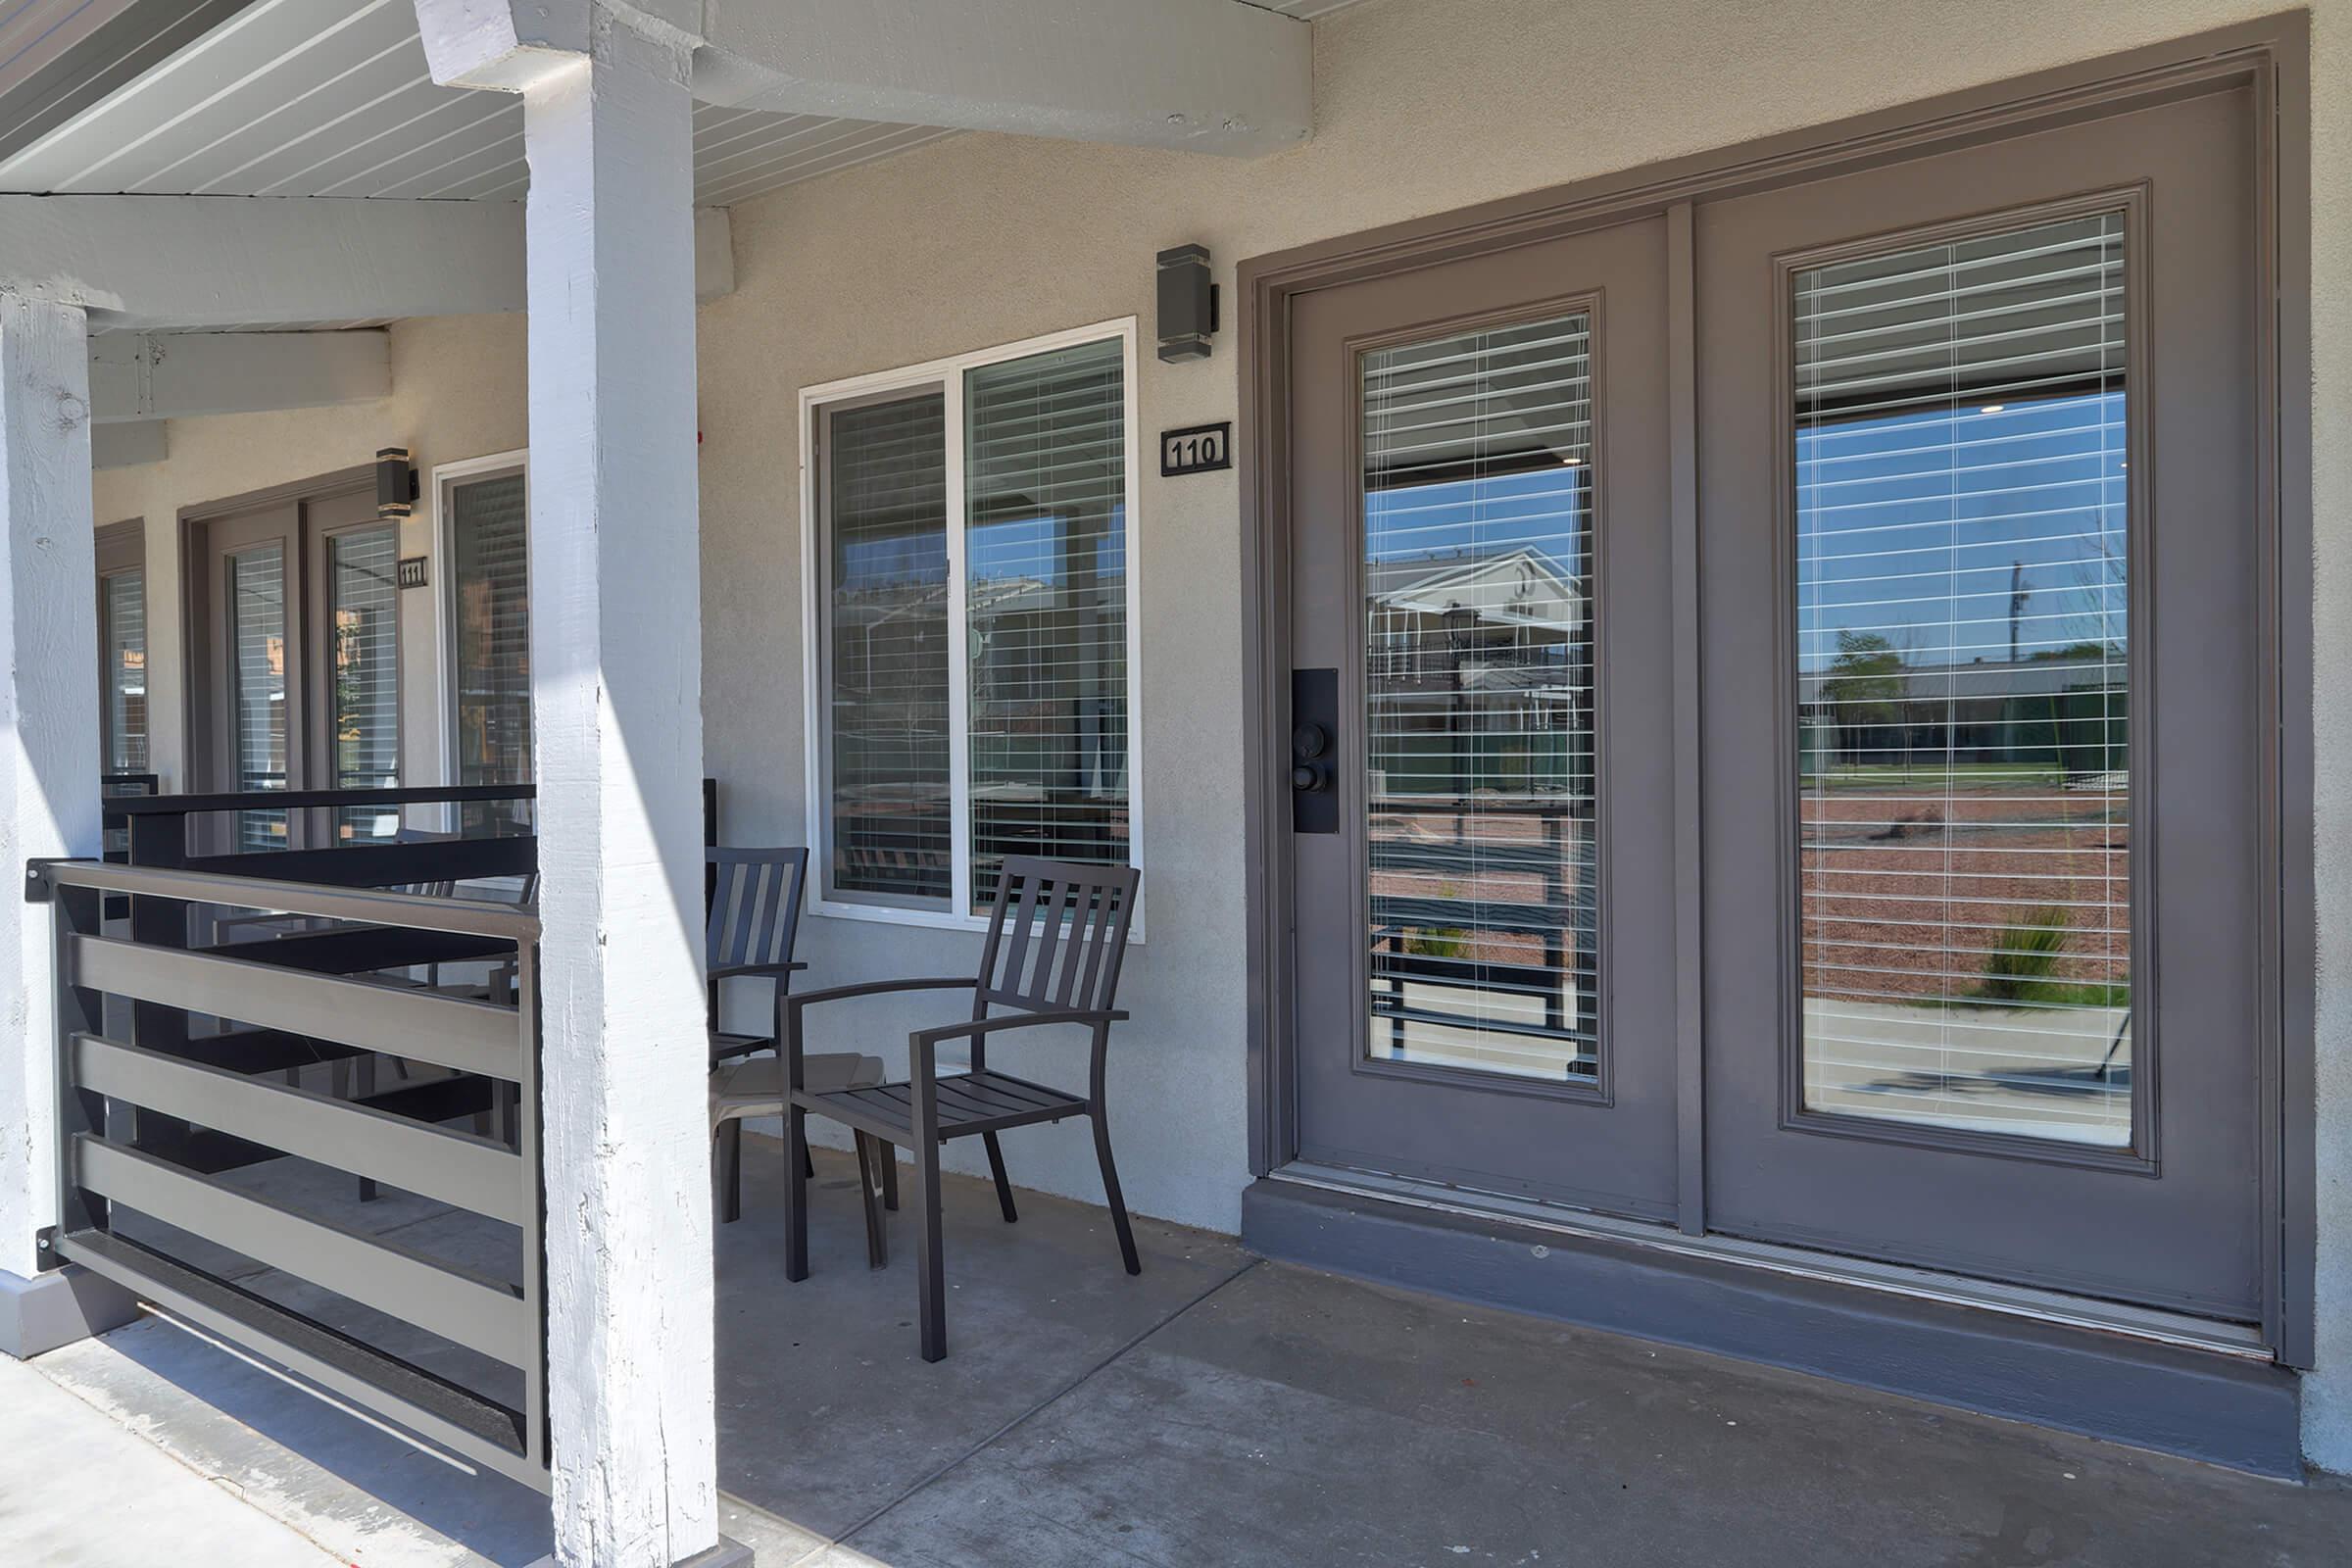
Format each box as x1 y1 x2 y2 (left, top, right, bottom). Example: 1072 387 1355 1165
706 846 889 1229
781 856 1142 1361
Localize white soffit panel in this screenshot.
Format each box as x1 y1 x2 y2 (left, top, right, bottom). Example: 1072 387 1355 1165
0 0 958 206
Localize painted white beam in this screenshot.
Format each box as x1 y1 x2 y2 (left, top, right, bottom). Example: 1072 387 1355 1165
0 194 735 329
89 419 165 468
418 4 724 1565
0 194 521 328
425 0 1313 156
87 330 389 423
0 298 101 1282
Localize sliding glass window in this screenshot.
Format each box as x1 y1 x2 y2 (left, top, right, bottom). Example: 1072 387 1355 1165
808 326 1138 926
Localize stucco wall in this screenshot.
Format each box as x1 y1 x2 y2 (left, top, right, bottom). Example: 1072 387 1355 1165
88 313 527 796
694 0 2351 1467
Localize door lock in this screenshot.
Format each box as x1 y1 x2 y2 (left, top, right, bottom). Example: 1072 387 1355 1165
1290 669 1339 834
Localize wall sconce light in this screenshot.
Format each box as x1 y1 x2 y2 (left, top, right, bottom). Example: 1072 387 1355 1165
1156 244 1218 363
375 446 418 518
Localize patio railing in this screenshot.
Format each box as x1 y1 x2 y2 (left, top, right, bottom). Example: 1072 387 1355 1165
27 785 551 1491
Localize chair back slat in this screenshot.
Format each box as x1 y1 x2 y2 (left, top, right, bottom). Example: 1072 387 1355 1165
707 847 809 973
976 857 1140 1014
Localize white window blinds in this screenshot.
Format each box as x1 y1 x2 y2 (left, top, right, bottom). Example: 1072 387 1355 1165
810 329 1137 924
327 524 402 842
1793 211 2132 1148
102 567 148 775
964 337 1129 908
451 470 532 835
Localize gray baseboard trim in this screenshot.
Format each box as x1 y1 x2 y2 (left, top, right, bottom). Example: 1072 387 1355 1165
0 1262 141 1359
1243 1177 2303 1478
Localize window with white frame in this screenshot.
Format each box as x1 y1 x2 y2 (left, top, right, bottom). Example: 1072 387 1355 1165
805 322 1140 926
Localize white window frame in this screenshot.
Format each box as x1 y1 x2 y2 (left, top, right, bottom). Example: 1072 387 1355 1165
431 448 529 832
798 318 1145 936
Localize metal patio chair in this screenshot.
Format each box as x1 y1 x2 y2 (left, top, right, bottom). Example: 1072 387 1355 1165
780 856 1142 1361
705 846 890 1229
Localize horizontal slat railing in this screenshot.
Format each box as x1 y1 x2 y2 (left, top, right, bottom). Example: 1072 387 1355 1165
30 856 549 1491
73 936 522 1080
73 1036 524 1225
72 1137 534 1369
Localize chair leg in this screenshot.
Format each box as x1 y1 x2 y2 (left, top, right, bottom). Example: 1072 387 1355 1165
356 1055 379 1202
784 1104 809 1283
854 1133 888 1269
1092 1111 1142 1276
717 1118 743 1225
914 1136 945 1361
982 1131 1017 1223
804 1145 816 1181
881 1148 899 1211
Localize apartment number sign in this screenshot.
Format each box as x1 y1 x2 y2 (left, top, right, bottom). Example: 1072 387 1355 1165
1159 421 1232 477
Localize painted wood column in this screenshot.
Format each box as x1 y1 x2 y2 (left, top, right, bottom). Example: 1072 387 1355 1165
0 297 101 1287
415 6 721 1564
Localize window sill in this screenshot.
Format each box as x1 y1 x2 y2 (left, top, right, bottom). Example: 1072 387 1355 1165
809 896 1147 945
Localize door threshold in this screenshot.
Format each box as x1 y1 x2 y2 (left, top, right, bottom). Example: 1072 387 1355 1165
1270 1161 2272 1361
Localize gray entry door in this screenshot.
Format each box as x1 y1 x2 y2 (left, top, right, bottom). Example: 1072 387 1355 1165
1288 216 1680 1219
1694 84 2265 1318
197 504 307 853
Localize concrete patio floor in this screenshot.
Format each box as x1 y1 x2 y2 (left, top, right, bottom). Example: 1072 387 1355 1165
16 1139 2352 1566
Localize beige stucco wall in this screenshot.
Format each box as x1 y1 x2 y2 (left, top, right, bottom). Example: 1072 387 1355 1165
77 0 2350 1469
89 313 527 796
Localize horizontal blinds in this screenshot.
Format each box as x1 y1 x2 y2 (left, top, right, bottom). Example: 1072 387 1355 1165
828 390 952 905
1793 212 2132 1148
227 543 289 852
963 338 1128 909
1360 313 1597 1083
103 567 148 774
451 471 532 836
328 525 401 841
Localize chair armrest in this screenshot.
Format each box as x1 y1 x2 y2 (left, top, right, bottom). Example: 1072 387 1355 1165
784 976 976 1014
909 1008 1129 1050
710 960 807 983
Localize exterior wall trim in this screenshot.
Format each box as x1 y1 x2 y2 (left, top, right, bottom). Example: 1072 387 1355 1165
1236 13 2314 1365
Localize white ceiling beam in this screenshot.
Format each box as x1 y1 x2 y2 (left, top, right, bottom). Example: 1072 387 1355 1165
421 0 1313 157
0 194 521 327
0 192 736 328
87 329 390 422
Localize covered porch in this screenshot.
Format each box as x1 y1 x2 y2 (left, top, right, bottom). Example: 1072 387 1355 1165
0 1 2346 1565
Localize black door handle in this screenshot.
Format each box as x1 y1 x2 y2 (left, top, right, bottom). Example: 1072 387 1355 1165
1291 669 1338 833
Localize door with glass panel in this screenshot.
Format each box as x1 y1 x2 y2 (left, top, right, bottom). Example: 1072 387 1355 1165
305 489 403 844
200 506 306 852
1288 218 1679 1216
1695 84 2262 1315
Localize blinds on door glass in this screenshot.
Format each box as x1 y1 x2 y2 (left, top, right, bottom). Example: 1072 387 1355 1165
102 568 148 774
328 525 401 841
228 543 289 852
452 471 531 835
1360 312 1598 1082
826 390 953 906
964 337 1129 909
1793 211 2132 1148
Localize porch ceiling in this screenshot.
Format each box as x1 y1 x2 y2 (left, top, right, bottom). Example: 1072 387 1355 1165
0 0 1366 211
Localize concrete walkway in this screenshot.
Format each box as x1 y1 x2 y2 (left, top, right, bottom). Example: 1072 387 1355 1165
11 1144 2352 1565
0 1348 342 1567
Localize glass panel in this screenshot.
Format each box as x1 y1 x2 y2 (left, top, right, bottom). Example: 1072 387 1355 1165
101 567 148 775
451 472 533 836
1793 212 2132 1148
227 543 289 853
327 525 401 843
826 390 952 906
963 337 1129 909
1361 312 1597 1081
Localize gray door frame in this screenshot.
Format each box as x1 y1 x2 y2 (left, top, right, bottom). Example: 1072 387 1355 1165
1237 16 2315 1364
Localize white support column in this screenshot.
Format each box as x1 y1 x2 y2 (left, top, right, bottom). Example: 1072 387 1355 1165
0 294 119 1354
416 5 721 1565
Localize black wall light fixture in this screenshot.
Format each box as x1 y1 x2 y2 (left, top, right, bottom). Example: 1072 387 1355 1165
1156 244 1218 363
375 446 418 518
